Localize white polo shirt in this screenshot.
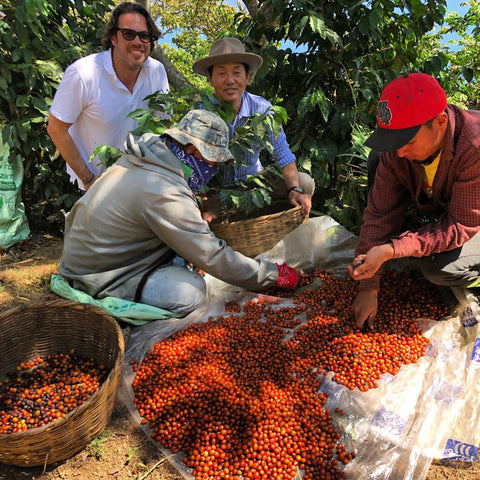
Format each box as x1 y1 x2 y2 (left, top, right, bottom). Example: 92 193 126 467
50 49 169 188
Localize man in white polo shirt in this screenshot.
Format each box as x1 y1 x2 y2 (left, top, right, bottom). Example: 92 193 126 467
47 2 169 191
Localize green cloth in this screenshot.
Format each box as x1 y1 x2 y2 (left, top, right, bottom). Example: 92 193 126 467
50 274 182 325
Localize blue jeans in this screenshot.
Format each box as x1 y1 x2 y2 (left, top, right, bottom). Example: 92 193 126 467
139 265 206 315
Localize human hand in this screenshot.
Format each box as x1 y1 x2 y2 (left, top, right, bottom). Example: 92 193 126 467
351 289 378 330
200 196 218 223
275 262 300 290
202 210 216 223
288 191 311 217
347 244 394 280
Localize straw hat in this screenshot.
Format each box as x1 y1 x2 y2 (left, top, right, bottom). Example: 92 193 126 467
193 38 263 77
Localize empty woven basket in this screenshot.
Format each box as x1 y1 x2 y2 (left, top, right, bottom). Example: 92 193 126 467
0 300 124 467
211 203 307 258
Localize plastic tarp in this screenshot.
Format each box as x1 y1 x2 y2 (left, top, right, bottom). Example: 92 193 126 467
118 216 480 480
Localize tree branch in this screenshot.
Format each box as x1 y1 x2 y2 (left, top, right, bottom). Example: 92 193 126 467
151 45 195 91
241 0 258 16
239 0 279 34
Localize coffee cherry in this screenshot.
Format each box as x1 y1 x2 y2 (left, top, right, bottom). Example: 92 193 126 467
0 352 108 433
132 270 447 479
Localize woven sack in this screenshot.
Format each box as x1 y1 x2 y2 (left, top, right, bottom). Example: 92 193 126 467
211 203 307 258
0 300 124 467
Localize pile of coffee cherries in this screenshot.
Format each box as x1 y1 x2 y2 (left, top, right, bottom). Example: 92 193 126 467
285 270 449 391
0 351 108 434
132 270 448 480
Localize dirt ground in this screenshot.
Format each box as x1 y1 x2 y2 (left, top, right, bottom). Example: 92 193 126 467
0 232 479 480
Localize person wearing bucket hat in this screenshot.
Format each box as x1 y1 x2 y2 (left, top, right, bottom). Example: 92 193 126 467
193 37 314 218
348 73 480 329
59 109 300 317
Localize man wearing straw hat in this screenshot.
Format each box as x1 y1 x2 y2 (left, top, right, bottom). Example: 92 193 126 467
193 37 314 218
59 110 300 316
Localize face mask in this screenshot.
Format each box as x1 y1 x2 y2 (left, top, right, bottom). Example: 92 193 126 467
167 140 219 193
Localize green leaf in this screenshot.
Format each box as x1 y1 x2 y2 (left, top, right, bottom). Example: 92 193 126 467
248 176 269 188
0 76 7 93
294 16 309 38
12 49 24 63
90 145 122 168
308 15 343 47
462 67 474 83
309 15 326 35
358 16 370 36
34 60 64 84
251 189 265 209
297 90 331 122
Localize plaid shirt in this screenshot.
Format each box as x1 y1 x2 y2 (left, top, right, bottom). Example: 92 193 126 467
357 104 480 290
223 91 295 183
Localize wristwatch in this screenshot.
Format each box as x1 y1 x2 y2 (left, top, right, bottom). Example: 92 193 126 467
288 185 305 194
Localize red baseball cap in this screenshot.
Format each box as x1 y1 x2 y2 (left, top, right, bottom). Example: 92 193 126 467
365 73 447 152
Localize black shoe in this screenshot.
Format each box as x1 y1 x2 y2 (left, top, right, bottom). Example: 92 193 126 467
468 287 480 301
411 269 428 283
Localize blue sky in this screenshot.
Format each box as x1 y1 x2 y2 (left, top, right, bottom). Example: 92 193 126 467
446 0 468 14
227 0 468 19
226 0 469 51
164 0 469 50
442 0 469 49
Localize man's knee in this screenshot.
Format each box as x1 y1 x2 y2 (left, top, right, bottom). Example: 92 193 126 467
418 254 478 287
298 172 315 197
140 267 207 315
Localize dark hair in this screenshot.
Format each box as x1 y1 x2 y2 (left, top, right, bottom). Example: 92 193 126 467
102 2 160 53
423 117 436 129
207 63 250 78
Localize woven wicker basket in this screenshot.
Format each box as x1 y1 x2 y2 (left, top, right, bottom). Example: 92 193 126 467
0 300 124 467
211 203 307 258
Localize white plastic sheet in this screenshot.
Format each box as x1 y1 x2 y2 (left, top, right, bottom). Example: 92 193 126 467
118 216 480 480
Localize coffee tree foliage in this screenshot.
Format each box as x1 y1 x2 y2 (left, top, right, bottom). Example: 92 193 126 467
232 0 448 232
96 87 288 217
421 0 480 110
152 0 237 88
4 0 480 235
0 0 113 224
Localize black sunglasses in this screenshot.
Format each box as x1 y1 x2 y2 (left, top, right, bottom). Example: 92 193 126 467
117 28 155 43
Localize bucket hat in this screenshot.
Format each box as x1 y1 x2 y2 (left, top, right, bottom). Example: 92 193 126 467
193 37 263 77
365 73 447 152
164 110 234 163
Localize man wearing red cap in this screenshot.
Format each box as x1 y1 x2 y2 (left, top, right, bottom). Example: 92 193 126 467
348 73 480 329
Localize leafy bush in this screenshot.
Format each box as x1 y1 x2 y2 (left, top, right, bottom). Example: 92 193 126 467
235 0 448 226
0 0 114 226
96 88 288 218
422 0 480 110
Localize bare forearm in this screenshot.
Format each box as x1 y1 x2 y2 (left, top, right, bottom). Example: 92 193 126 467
281 162 300 189
281 163 312 216
47 115 93 184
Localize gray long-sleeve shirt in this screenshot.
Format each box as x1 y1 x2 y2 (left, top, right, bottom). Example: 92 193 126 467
60 134 278 301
